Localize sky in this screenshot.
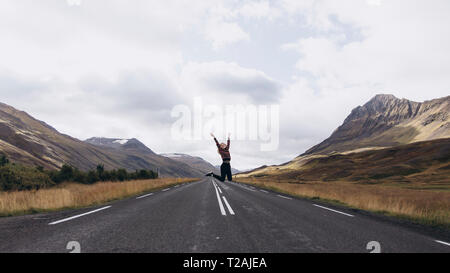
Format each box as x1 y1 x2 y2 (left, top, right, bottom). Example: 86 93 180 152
1 0 450 170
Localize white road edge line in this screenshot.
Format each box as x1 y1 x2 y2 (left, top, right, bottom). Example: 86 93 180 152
136 193 154 199
277 194 292 200
49 206 111 225
435 240 450 246
313 204 354 217
217 185 223 194
222 196 235 215
260 190 268 193
162 188 170 192
214 182 226 216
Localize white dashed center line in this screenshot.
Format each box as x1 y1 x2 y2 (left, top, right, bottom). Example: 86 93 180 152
212 179 235 216
222 196 235 215
214 182 226 216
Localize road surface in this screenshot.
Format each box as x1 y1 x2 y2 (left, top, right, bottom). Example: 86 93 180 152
0 178 448 253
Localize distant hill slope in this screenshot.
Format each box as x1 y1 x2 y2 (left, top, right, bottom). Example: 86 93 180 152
161 153 217 174
238 94 450 180
0 102 201 177
304 94 449 155
214 165 241 175
160 153 242 175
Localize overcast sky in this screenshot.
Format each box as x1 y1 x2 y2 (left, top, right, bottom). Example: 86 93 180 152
1 0 450 170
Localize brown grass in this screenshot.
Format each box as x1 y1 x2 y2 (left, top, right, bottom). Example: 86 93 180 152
238 178 450 227
0 178 198 216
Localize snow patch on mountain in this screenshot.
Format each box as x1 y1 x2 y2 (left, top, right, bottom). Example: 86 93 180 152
113 139 129 145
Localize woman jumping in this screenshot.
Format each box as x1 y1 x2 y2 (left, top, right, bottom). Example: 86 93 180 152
206 133 232 182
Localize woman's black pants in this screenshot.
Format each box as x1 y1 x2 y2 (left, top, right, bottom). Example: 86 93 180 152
212 162 232 182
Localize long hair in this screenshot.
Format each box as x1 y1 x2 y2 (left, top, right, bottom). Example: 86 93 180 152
217 142 226 154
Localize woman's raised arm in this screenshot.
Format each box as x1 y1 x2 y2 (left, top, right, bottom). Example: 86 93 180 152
211 132 220 148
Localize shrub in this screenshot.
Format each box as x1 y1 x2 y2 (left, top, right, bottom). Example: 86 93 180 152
0 160 159 191
0 164 54 191
0 167 20 191
58 164 74 182
117 169 128 181
0 154 9 167
96 164 105 181
73 168 87 184
86 170 99 184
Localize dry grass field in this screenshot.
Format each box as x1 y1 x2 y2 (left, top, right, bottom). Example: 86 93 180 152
0 178 198 216
237 177 450 227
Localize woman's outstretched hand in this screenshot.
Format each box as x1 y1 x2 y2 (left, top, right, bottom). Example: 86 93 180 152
210 133 215 138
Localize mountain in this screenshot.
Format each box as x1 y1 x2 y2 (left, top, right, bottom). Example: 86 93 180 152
161 153 216 174
237 94 450 181
85 137 155 154
237 138 450 183
304 94 449 155
0 102 201 177
84 137 204 177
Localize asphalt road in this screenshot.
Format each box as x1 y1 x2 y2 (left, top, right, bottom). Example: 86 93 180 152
0 178 448 253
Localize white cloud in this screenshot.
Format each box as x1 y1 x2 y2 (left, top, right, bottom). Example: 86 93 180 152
366 0 382 6
238 1 271 19
282 0 450 102
237 1 280 20
181 61 281 103
204 18 250 50
0 0 217 81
